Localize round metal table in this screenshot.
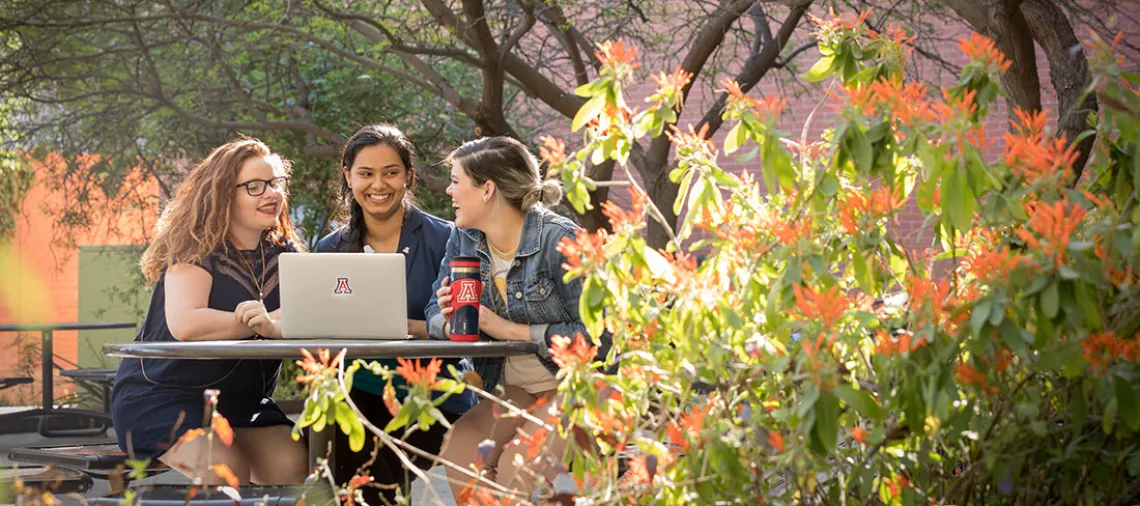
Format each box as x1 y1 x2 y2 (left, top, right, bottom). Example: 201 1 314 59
104 338 538 470
103 339 537 360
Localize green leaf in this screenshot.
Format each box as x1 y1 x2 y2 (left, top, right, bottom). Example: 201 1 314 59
820 174 839 197
573 80 603 98
334 402 354 435
849 126 873 172
804 55 836 82
1041 280 1060 319
813 391 840 453
944 168 975 231
852 249 876 293
1058 265 1081 280
1115 375 1140 432
724 122 745 154
718 301 744 328
799 384 820 419
834 384 885 420
674 169 695 215
385 405 411 433
970 299 992 337
1075 282 1102 330
1104 397 1119 435
709 167 740 188
348 419 366 452
999 318 1029 355
1132 138 1140 191
571 94 606 132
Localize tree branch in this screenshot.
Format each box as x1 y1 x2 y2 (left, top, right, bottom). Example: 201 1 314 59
499 0 537 67
644 0 759 171
420 0 584 118
693 2 813 153
536 2 591 86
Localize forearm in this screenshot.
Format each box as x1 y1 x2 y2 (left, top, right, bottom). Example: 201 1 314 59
408 319 428 339
169 309 256 341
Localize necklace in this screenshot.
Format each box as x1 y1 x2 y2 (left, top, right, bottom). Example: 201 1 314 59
488 239 518 258
235 236 267 301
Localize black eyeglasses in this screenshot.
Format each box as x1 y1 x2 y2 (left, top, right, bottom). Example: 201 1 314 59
234 176 289 196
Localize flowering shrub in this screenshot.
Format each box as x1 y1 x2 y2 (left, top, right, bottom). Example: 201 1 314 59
295 16 1140 506
541 21 1140 505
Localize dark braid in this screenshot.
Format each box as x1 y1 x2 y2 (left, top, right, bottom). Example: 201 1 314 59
347 199 366 253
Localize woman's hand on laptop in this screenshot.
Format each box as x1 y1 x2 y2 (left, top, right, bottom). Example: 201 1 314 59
436 276 454 319
235 300 283 339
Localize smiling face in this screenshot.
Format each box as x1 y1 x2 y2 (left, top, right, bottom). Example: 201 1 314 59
230 156 288 244
345 144 411 222
447 160 491 230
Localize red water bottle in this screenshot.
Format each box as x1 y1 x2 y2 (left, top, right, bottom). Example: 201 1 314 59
449 256 482 342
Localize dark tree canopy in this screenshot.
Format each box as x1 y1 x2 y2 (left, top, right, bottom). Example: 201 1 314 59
1 0 1128 246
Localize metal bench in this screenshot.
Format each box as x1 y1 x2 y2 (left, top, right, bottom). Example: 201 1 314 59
0 376 33 391
0 465 93 494
59 368 116 414
0 322 134 437
87 484 329 506
8 443 166 480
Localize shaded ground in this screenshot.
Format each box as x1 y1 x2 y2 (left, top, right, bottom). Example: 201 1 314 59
0 411 456 505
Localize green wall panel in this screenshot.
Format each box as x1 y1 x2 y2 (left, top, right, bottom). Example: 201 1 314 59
77 245 147 368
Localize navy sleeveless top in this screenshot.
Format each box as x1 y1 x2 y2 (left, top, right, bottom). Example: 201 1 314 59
111 238 297 458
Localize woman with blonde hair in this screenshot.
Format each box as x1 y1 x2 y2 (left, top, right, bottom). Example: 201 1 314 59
426 136 611 502
111 137 307 485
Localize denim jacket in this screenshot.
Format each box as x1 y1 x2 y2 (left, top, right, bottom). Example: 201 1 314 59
426 206 611 391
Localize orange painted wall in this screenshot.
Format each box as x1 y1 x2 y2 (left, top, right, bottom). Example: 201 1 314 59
0 154 158 404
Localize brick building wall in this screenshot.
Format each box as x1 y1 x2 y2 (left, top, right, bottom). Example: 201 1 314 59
0 155 156 404
522 2 1140 253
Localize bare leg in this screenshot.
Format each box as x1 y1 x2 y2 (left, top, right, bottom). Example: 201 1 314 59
159 434 251 485
495 394 566 500
440 387 534 505
234 425 309 485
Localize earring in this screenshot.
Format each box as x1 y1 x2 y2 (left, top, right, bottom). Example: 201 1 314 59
483 195 489 202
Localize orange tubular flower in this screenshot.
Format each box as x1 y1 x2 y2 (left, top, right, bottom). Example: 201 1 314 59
550 333 599 370
875 329 926 356
395 357 442 389
723 78 786 119
1016 198 1087 269
961 236 1029 283
601 187 648 232
839 187 904 234
767 431 786 453
538 136 567 166
793 284 849 330
1082 331 1140 376
595 39 640 80
955 361 998 394
557 229 608 271
959 33 1012 73
665 123 716 160
651 66 693 108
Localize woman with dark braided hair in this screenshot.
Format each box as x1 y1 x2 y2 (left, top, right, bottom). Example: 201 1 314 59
315 124 475 503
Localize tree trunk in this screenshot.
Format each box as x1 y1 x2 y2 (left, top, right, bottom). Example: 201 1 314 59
1019 0 1098 182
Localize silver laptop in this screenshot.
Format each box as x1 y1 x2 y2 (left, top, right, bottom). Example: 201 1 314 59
278 252 409 339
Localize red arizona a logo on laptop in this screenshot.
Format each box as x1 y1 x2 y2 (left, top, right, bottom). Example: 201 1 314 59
334 277 352 294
